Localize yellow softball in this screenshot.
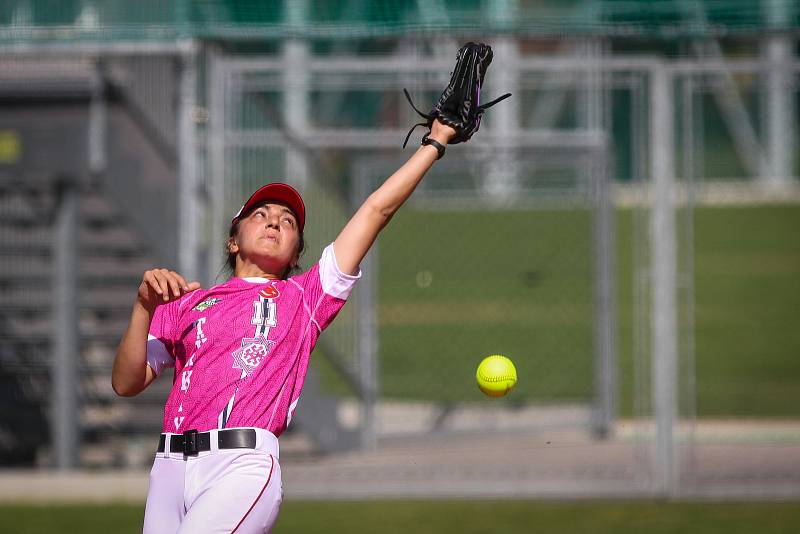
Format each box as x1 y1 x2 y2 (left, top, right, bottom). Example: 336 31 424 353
476 355 517 397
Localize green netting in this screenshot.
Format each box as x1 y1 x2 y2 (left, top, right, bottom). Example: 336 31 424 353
0 0 796 44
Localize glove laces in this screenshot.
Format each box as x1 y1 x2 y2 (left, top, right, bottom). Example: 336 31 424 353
401 88 432 149
401 88 512 148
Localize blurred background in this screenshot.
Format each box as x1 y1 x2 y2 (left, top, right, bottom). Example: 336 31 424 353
0 0 798 531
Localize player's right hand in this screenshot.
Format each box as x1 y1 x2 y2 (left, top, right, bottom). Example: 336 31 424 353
137 269 201 312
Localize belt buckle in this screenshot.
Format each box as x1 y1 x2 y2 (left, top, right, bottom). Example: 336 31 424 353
183 429 199 455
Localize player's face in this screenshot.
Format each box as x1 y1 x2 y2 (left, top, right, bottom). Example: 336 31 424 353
231 201 301 277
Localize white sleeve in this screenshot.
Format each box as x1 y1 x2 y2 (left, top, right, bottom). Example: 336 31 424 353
319 243 362 299
146 334 175 377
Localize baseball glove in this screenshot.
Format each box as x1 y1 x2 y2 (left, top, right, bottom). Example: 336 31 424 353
402 42 512 149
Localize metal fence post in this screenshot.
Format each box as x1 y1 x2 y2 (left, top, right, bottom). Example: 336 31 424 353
207 46 226 285
283 0 310 190
762 0 795 190
592 145 616 439
650 62 678 496
483 8 520 202
353 172 378 450
178 40 200 281
52 177 80 469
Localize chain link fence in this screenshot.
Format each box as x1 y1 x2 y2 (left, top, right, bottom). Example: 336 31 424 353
0 2 798 500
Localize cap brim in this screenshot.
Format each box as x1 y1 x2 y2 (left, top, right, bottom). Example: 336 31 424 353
232 183 306 231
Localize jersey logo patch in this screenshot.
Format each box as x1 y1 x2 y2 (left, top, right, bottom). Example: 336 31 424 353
231 335 273 377
193 297 221 312
259 285 280 299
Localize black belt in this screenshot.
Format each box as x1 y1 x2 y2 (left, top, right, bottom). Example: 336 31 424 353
157 428 257 455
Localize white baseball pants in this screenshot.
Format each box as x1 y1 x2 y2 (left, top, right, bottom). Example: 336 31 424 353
143 428 282 533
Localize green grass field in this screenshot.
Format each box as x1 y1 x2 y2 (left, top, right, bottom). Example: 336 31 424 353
327 203 800 417
2 501 799 534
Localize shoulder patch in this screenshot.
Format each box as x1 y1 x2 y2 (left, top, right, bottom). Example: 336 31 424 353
193 297 221 312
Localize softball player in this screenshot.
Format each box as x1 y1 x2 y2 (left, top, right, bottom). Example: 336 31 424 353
112 120 456 533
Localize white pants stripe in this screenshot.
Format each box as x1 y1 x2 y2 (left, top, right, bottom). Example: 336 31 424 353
231 455 276 533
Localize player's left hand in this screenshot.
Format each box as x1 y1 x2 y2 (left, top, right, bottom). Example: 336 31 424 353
401 43 511 148
429 119 457 145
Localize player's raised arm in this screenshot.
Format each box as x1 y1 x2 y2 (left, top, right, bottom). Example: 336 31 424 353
333 120 455 275
334 43 510 275
112 269 200 397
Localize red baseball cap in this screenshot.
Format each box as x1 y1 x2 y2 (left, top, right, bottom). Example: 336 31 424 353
231 183 306 231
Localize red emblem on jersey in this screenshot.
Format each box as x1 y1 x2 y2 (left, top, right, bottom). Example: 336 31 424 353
259 285 280 299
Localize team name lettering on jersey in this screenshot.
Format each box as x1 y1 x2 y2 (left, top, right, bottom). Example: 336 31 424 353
172 318 207 431
194 317 208 348
180 370 193 391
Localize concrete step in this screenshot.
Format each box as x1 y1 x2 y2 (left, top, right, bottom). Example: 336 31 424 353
0 225 147 255
0 187 124 226
0 257 150 285
2 314 130 341
0 193 40 222
0 285 137 311
0 339 168 401
83 371 171 399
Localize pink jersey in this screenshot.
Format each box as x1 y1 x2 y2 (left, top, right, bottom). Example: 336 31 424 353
146 244 360 437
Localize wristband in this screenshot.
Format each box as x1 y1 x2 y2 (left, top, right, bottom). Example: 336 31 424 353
421 133 446 160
